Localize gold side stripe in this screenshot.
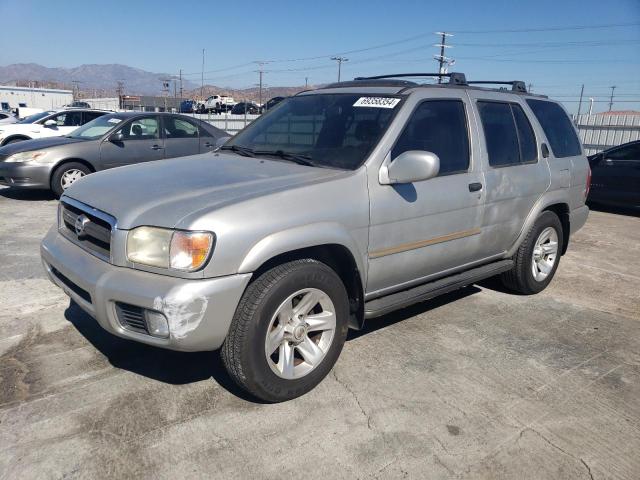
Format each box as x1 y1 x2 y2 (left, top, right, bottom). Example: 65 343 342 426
369 228 482 259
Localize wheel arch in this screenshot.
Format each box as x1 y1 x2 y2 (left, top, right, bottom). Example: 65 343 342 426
1 135 31 146
238 225 367 330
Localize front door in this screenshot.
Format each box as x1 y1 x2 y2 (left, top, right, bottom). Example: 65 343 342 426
366 91 486 296
99 116 164 168
39 110 84 138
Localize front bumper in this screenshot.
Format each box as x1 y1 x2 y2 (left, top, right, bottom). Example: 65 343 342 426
0 162 52 188
41 226 252 351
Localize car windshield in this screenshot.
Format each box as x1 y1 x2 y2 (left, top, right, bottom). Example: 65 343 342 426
224 93 402 170
17 111 53 124
67 114 126 140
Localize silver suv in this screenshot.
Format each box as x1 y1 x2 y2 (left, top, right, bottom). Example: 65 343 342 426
41 73 590 402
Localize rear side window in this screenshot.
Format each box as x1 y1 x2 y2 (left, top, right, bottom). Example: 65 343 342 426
392 100 470 175
477 102 520 167
526 99 581 158
512 105 537 163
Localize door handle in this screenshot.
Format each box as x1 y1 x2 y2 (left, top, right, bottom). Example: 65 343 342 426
151 145 164 150
204 142 214 148
468 182 483 192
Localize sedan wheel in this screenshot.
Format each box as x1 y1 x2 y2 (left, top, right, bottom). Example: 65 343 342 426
531 226 559 282
60 169 86 190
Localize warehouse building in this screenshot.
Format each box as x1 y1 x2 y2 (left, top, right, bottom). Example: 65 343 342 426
120 95 185 112
0 85 73 111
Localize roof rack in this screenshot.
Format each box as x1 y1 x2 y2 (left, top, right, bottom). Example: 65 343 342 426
353 72 468 86
467 80 527 93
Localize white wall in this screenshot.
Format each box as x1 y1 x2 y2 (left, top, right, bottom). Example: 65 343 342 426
0 87 73 110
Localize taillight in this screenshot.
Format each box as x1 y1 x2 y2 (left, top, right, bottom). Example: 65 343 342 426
585 166 592 199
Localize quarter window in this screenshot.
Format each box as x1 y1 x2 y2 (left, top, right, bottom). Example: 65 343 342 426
512 104 537 163
526 99 581 158
392 100 470 175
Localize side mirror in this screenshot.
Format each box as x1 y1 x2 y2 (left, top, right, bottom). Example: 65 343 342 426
110 132 124 142
44 119 57 127
381 150 440 184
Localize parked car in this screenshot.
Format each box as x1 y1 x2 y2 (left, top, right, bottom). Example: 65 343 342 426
0 112 229 196
0 109 109 146
41 72 589 402
231 102 259 115
0 111 17 125
587 140 640 208
179 100 197 113
261 96 285 113
203 95 235 114
64 101 92 109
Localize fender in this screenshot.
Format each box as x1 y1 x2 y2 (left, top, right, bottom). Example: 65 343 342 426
506 190 569 257
1 135 31 146
237 221 367 287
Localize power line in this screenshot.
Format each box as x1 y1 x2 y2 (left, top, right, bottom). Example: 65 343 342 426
450 21 640 34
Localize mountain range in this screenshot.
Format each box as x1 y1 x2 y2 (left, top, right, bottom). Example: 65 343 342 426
0 63 310 102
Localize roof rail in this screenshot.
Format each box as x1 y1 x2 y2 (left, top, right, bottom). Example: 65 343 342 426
467 80 527 93
353 72 467 85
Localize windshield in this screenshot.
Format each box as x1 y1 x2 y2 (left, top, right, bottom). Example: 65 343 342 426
67 114 126 140
225 93 402 170
18 111 54 124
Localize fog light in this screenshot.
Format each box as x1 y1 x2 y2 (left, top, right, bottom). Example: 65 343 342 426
145 310 169 338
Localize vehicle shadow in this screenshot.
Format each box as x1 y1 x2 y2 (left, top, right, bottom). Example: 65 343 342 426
63 301 259 402
0 187 56 201
64 286 482 401
587 201 639 218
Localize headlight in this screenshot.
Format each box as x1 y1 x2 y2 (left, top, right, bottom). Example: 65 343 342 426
126 227 214 272
5 151 50 163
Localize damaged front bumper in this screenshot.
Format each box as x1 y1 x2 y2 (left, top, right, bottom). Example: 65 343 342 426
40 226 252 352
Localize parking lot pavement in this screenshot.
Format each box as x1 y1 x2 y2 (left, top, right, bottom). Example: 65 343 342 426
0 187 638 480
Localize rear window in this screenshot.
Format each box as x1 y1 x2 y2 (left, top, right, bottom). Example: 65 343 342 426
526 99 581 158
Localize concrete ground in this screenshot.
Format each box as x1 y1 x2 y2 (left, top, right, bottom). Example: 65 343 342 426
0 186 638 480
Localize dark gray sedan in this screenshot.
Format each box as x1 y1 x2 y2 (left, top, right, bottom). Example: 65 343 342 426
0 112 229 196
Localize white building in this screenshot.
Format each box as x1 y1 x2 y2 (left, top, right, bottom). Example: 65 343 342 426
0 85 73 111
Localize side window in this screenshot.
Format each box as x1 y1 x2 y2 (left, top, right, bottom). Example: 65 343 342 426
512 104 537 163
477 101 520 167
50 111 83 127
118 117 159 140
392 100 470 175
83 111 105 123
606 143 640 161
526 99 581 158
165 117 199 139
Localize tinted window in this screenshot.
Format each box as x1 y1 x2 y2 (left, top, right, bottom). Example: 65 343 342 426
526 99 581 158
477 101 520 167
165 117 199 138
606 143 640 161
84 111 105 123
392 100 469 175
50 111 83 127
512 104 537 163
118 117 159 140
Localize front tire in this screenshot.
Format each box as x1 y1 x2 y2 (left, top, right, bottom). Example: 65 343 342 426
51 162 91 197
221 259 349 402
501 211 563 294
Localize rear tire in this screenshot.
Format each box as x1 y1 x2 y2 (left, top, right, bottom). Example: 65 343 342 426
51 162 91 198
501 211 563 295
221 259 349 402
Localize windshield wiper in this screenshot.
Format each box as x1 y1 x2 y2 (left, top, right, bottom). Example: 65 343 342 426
254 150 315 167
220 144 256 157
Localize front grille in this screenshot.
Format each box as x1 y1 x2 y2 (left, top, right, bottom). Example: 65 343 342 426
60 200 114 260
51 267 92 304
115 302 149 334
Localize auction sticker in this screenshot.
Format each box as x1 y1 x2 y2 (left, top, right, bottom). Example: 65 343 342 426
353 97 401 108
108 118 122 124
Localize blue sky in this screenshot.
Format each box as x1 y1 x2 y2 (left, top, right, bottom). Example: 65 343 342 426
1 0 639 113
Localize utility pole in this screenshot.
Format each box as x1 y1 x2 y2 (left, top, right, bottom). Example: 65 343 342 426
576 84 585 117
434 32 453 84
71 80 81 100
161 78 170 112
305 77 308 88
179 69 183 99
588 98 594 115
254 62 268 106
201 49 205 100
116 80 124 109
527 83 533 93
608 85 616 111
331 56 348 82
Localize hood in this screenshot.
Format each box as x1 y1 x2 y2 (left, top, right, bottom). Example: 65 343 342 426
0 136 85 156
64 152 346 229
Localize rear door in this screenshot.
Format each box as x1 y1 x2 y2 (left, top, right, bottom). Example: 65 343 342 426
162 116 201 158
466 90 550 256
99 115 164 168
